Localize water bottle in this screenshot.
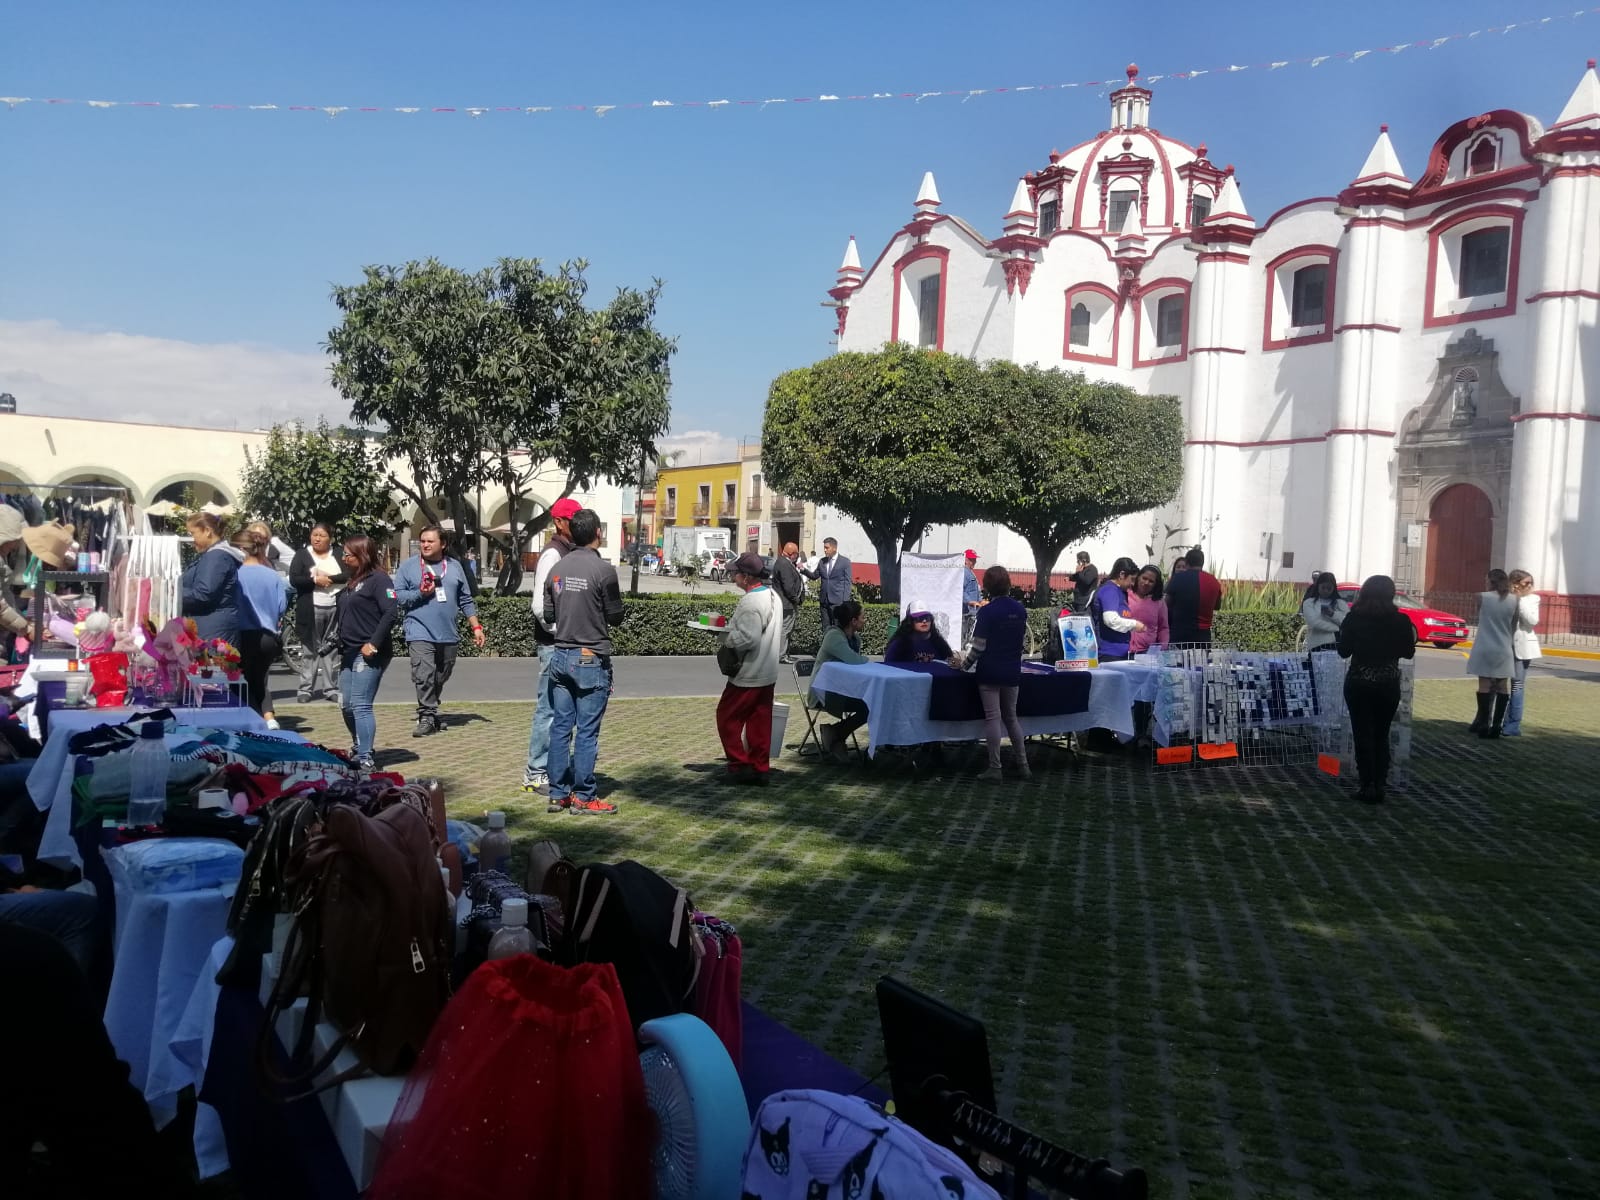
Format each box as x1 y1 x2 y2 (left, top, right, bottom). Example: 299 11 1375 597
486 897 537 961
479 811 511 875
127 721 170 826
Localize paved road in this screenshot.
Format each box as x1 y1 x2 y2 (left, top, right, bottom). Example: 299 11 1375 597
267 644 1598 711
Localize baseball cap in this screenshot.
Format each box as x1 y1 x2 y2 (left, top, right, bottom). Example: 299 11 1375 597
964 549 978 561
549 498 582 520
730 551 769 578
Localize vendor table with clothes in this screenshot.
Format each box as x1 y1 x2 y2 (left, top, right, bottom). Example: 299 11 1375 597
28 705 269 868
811 660 1134 757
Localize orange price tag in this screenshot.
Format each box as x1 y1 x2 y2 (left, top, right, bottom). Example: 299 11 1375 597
1317 753 1342 776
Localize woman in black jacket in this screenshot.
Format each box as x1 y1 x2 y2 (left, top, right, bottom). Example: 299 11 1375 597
1336 575 1417 803
288 522 346 704
335 535 398 773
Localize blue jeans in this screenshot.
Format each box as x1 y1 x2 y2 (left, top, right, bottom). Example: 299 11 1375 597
546 647 612 801
525 643 556 774
340 655 388 757
0 887 98 976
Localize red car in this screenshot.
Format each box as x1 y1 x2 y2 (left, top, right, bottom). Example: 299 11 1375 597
1337 584 1469 649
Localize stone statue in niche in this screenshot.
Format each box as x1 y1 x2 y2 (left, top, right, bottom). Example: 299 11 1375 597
1451 370 1478 425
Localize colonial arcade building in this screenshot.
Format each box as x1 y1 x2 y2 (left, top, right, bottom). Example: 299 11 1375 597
828 62 1600 620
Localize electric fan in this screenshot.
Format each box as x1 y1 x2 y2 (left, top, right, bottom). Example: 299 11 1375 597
638 1013 748 1200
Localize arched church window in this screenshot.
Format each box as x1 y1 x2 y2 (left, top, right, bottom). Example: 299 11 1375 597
1189 194 1212 226
1467 137 1498 177
1038 199 1060 237
1290 264 1329 327
1069 303 1091 347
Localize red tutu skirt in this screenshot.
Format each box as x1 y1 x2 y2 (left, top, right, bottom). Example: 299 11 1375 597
368 956 652 1199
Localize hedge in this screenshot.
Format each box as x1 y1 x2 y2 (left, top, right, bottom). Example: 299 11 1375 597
287 595 1300 658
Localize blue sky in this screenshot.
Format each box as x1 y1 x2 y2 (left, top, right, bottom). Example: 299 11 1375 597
2 1 1594 453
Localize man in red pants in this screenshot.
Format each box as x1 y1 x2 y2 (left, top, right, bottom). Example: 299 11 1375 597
715 551 783 786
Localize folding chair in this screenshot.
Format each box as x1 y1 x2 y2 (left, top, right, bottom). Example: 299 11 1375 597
791 657 863 760
791 658 826 757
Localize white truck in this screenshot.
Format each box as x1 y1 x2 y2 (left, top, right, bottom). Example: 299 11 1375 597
662 527 730 574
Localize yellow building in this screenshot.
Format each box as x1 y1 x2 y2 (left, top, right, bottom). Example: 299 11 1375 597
655 460 742 539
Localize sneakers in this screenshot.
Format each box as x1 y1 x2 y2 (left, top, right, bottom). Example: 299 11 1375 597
353 754 377 774
568 797 618 815
323 690 342 704
413 716 437 739
521 768 550 795
547 796 570 814
978 766 1005 782
296 691 313 705
264 717 281 731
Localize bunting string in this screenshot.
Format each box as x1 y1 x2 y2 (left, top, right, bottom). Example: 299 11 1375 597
3 9 1595 120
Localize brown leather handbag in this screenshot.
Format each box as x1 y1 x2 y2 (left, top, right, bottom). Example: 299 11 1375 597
260 801 453 1090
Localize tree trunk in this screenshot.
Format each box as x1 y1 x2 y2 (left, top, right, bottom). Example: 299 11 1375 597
869 532 904 605
1029 538 1068 608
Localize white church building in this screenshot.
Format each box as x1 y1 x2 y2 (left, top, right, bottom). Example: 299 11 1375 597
824 61 1600 625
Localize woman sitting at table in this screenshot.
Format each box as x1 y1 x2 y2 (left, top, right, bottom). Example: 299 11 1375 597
809 601 870 761
958 565 1031 782
1091 557 1146 663
1128 564 1170 656
884 604 959 666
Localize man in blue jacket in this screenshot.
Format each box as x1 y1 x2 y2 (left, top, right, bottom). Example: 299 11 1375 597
394 525 485 737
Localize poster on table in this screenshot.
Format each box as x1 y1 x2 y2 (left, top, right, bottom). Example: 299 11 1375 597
898 552 965 648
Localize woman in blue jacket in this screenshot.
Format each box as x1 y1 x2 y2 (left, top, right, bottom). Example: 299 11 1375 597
1091 557 1146 662
181 512 240 643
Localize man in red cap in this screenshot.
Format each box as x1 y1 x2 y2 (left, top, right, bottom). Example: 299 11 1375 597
962 549 983 646
522 497 581 795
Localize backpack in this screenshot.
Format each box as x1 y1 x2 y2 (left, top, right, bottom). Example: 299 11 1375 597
742 1089 999 1199
524 837 577 934
259 801 453 1090
563 860 701 1030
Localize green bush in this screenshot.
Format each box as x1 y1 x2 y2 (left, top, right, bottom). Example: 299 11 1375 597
1213 610 1302 651
289 594 1301 658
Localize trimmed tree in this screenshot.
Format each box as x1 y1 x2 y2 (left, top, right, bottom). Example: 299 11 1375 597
326 258 673 593
238 421 400 542
973 362 1184 606
761 344 989 603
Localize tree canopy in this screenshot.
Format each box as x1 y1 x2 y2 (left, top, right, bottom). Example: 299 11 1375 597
762 345 1184 605
972 363 1184 605
761 343 991 602
237 421 401 543
326 257 673 592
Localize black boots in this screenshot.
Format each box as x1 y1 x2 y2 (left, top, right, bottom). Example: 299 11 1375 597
1479 693 1510 739
1468 693 1493 734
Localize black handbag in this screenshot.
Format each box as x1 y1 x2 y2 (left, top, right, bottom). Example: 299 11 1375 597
716 642 742 677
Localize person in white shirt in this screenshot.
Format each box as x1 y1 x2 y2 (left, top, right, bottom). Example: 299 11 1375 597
1503 569 1542 737
521 498 581 794
1300 573 1350 652
289 522 347 703
715 552 783 786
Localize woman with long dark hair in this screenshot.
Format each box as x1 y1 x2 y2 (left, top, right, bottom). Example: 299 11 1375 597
1091 557 1145 663
1127 564 1170 656
963 564 1031 781
1465 568 1518 737
883 605 958 665
1300 572 1349 652
335 535 398 772
1336 575 1417 802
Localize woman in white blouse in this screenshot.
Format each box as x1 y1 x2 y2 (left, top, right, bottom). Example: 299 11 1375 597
1300 573 1349 652
1503 569 1541 737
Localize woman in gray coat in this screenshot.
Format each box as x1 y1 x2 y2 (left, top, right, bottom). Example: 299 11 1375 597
1464 568 1518 738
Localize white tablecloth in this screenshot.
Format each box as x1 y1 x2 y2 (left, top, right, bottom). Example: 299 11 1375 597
811 661 1134 757
1099 659 1164 704
105 877 236 1132
150 935 235 1176
29 706 268 868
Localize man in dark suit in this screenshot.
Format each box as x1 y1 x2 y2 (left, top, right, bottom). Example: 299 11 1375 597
770 542 807 664
803 537 853 633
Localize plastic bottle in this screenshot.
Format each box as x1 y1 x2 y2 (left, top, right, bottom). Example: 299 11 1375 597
486 897 537 961
127 721 170 826
479 811 511 875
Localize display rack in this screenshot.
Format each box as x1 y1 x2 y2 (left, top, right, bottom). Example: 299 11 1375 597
31 570 112 660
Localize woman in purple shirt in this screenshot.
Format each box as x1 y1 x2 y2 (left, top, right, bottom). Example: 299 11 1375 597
962 565 1031 782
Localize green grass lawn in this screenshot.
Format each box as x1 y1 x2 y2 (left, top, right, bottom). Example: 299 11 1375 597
284 677 1600 1199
